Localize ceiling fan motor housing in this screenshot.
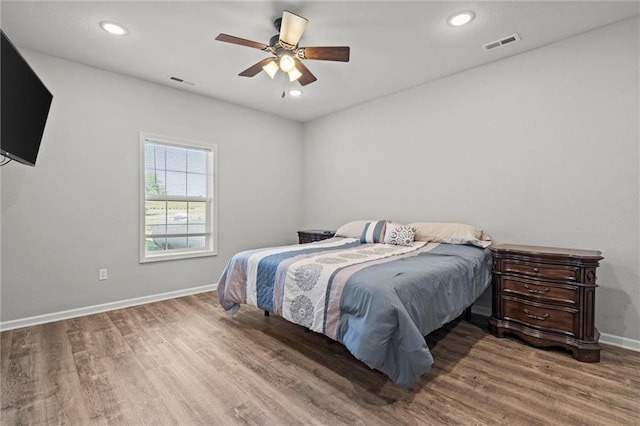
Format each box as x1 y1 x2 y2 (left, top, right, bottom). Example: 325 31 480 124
269 34 281 49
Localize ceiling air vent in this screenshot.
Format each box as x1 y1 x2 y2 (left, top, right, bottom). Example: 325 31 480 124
483 33 521 51
168 76 196 86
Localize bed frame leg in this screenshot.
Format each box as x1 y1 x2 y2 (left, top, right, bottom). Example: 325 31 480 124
264 311 269 317
464 306 472 322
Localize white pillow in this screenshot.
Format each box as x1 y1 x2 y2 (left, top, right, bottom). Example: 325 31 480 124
407 222 492 248
335 220 375 239
384 223 416 246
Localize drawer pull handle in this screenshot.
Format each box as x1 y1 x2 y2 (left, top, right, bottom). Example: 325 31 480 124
524 284 550 295
533 267 539 273
524 309 549 321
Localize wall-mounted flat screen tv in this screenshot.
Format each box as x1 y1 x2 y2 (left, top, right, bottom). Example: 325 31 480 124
1 29 53 166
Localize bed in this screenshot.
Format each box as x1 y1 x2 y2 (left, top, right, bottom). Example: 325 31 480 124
217 221 493 388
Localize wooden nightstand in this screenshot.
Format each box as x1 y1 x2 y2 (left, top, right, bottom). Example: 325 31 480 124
488 243 603 362
297 229 335 244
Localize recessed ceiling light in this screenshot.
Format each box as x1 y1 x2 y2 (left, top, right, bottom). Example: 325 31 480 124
288 89 303 97
100 21 128 36
448 11 475 27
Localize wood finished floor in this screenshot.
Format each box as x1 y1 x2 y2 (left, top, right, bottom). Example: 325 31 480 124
1 291 639 425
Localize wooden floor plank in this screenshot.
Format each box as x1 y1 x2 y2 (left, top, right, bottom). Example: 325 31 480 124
0 330 12 370
458 333 638 423
2 291 639 425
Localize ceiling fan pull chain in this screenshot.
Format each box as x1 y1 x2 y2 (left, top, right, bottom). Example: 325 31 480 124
281 71 287 98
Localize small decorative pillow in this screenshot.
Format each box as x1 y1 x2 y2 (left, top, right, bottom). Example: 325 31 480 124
384 223 416 246
360 220 387 243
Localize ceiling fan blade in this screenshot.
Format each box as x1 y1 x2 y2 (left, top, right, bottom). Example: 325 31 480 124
279 11 308 48
239 58 276 77
300 46 350 62
294 60 317 86
215 33 269 51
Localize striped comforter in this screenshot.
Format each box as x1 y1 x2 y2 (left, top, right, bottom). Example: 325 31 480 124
217 237 492 388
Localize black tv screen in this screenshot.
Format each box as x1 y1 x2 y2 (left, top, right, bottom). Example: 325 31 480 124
1 29 53 166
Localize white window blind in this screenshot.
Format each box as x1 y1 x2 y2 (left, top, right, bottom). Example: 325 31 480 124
140 133 216 262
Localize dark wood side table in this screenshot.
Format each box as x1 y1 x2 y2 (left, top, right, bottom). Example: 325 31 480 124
489 243 603 362
297 229 335 244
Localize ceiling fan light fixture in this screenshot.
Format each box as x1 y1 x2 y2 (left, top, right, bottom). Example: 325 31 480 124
288 67 302 82
448 11 475 27
100 21 128 35
288 89 303 97
279 54 296 73
262 60 279 79
279 11 308 48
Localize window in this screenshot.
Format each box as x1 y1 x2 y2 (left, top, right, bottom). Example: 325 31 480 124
140 133 216 262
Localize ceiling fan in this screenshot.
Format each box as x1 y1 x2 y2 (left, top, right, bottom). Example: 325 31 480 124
215 11 350 86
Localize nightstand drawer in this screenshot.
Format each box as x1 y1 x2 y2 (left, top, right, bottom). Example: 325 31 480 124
502 297 577 336
500 276 577 305
502 259 579 282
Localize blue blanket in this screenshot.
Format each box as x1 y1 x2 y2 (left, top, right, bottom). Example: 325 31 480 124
217 238 492 388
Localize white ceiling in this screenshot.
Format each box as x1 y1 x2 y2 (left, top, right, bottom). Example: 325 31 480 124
2 1 638 122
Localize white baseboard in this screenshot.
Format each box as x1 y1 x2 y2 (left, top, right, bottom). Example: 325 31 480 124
3 287 639 353
0 283 218 332
471 304 492 317
599 332 640 352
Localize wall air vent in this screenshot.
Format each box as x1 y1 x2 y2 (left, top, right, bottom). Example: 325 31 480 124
168 76 196 86
483 33 521 51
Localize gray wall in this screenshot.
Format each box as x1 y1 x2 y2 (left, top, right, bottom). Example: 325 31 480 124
2 19 638 346
302 18 639 341
1 51 304 321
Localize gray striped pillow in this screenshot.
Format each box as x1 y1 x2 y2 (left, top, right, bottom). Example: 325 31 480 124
360 220 387 243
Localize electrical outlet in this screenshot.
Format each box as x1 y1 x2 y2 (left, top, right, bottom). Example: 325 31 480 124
99 268 108 281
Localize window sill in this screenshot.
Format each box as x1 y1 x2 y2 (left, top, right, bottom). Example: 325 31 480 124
140 249 217 263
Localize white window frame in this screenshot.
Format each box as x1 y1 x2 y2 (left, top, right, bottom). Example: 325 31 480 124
139 132 217 263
